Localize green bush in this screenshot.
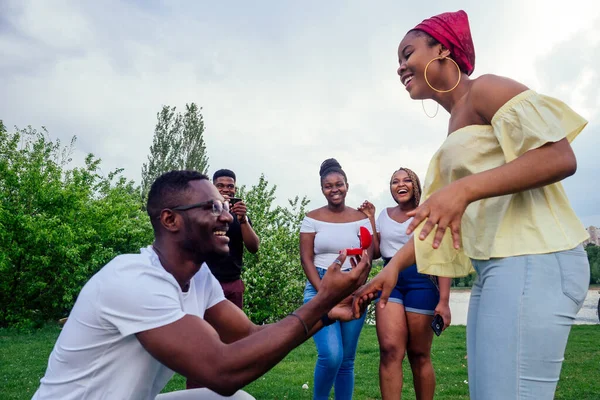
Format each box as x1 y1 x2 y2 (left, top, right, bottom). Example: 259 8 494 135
0 123 152 328
239 175 310 324
364 259 383 325
585 243 600 284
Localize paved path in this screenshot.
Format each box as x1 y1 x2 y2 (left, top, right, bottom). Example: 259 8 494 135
449 289 600 325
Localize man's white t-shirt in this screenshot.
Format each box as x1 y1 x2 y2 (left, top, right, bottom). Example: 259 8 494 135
376 209 413 259
33 246 225 400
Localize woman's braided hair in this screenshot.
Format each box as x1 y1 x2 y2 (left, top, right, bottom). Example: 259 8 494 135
391 167 422 208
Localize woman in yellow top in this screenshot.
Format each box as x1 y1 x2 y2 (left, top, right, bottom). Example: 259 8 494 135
354 10 590 400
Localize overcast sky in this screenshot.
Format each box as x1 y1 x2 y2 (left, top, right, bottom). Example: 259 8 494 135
2 0 599 227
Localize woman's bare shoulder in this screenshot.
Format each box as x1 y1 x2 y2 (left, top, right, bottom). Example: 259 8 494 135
470 74 529 122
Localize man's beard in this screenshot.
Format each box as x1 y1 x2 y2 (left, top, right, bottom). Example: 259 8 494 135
179 236 228 265
204 250 229 265
180 217 229 265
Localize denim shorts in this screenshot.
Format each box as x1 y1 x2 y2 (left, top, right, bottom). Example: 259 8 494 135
379 258 440 315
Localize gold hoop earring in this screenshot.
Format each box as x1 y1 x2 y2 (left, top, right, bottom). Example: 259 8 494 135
421 100 439 118
424 56 461 93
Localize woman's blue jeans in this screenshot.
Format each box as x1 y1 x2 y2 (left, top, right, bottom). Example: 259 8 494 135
467 245 590 399
303 267 367 400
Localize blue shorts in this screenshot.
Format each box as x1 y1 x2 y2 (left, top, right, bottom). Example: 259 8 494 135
379 258 440 315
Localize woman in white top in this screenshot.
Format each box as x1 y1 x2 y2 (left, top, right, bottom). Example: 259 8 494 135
360 168 451 400
300 158 372 400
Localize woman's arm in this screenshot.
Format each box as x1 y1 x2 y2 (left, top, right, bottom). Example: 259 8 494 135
407 76 578 249
352 235 416 316
459 139 576 201
409 138 576 249
369 219 381 260
300 232 321 290
467 75 577 196
358 201 381 259
434 277 452 330
467 75 576 196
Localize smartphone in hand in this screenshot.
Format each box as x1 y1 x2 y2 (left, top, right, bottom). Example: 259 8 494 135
431 314 444 336
229 197 242 206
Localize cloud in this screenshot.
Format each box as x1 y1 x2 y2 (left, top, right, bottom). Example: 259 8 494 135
1 0 598 226
534 16 600 227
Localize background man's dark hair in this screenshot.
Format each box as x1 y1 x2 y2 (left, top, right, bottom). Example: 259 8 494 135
213 169 236 182
147 170 208 233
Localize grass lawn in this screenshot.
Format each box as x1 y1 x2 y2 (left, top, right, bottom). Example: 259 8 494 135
1 325 598 399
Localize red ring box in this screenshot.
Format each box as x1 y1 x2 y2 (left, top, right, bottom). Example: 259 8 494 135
345 226 372 256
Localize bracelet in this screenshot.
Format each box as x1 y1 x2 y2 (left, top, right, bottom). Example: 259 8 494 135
288 312 309 335
321 313 335 326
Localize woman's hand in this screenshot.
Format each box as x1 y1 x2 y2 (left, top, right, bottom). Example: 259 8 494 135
358 200 376 219
328 295 368 322
351 264 398 318
406 181 470 250
434 301 451 331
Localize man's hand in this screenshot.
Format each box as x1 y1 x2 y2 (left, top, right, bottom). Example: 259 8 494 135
328 294 369 322
317 250 371 308
321 253 372 322
231 201 248 223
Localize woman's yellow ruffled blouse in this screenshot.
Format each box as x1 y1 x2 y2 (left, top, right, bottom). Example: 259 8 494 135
416 90 589 277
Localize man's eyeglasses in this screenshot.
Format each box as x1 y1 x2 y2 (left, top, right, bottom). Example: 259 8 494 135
215 183 236 190
171 199 229 217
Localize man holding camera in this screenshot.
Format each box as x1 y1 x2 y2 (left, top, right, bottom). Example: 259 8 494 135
207 169 260 310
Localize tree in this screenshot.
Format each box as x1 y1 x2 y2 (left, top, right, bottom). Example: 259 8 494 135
180 103 209 172
0 122 153 328
452 273 477 288
237 175 310 324
585 243 600 285
141 103 209 201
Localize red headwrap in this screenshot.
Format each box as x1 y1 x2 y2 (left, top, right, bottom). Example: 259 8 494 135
412 10 475 76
